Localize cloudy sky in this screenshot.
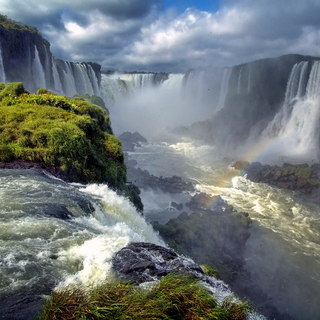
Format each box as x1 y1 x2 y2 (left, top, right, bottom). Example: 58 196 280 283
1 0 320 72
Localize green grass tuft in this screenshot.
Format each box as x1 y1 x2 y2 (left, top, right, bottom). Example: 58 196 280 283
201 264 220 279
37 273 251 320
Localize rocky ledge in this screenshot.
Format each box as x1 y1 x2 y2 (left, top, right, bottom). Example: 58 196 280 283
118 131 148 152
127 166 195 193
112 242 232 299
0 160 72 181
241 162 320 203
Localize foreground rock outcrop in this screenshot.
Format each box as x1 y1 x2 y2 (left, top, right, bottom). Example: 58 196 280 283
112 242 234 301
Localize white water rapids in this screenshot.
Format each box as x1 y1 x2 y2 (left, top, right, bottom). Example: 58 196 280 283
128 139 320 320
0 166 261 319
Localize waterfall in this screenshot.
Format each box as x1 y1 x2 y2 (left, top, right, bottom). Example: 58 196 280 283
52 60 63 93
217 67 232 110
32 46 46 89
100 73 170 107
87 64 100 96
247 64 251 93
0 43 6 83
43 44 53 89
260 60 320 160
60 61 77 97
121 73 155 90
73 63 94 95
285 61 309 103
100 74 130 107
237 66 243 94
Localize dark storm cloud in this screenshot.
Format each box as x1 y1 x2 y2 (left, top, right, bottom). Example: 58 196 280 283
93 0 160 20
1 0 320 72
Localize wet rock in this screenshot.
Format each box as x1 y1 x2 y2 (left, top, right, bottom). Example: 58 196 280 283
39 204 72 220
0 294 47 320
171 201 183 210
231 161 250 170
154 194 252 282
112 242 207 284
127 167 195 194
118 132 148 152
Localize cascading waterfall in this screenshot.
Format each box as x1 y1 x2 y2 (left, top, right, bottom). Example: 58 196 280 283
247 64 251 93
121 73 156 90
260 60 320 161
32 46 46 89
99 72 169 107
285 61 309 102
237 66 243 94
73 63 94 95
52 60 63 93
43 44 53 89
60 61 78 97
217 67 232 110
0 43 6 83
87 64 100 96
100 74 130 107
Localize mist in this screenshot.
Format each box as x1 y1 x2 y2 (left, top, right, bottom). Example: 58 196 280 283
104 72 224 138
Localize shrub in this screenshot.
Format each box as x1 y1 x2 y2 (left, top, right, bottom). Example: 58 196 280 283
37 88 48 95
0 82 27 99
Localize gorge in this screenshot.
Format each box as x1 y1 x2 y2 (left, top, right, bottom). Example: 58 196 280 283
1 14 320 320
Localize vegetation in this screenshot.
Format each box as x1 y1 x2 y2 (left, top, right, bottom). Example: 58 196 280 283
0 14 39 34
37 273 250 320
0 82 143 210
73 94 108 113
201 264 220 279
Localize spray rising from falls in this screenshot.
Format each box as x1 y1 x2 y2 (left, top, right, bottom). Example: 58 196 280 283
100 68 235 136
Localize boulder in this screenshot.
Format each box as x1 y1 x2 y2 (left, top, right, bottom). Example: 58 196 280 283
113 242 211 284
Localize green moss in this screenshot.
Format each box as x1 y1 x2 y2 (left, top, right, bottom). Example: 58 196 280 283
295 166 312 179
282 167 294 176
0 82 131 196
307 178 319 185
37 273 250 320
201 264 220 279
275 170 282 178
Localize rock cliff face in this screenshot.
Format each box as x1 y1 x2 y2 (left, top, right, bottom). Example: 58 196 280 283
0 15 101 96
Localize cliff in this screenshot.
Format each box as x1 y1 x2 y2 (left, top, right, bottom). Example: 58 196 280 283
0 14 101 97
0 82 143 211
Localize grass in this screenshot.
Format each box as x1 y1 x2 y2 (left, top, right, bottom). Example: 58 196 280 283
201 264 220 279
0 82 143 211
37 273 251 320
